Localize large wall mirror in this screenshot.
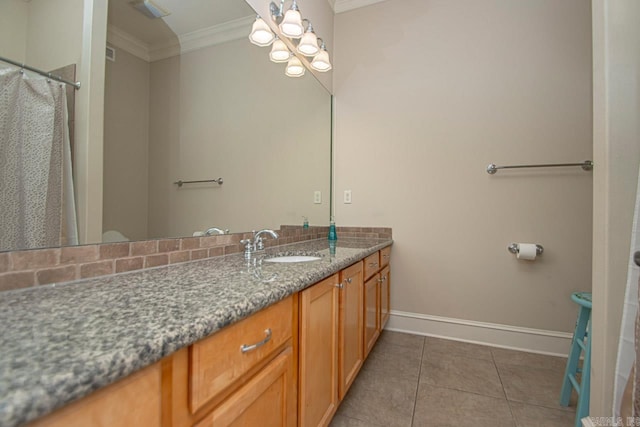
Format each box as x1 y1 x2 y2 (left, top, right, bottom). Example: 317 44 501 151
0 0 332 252
104 0 332 241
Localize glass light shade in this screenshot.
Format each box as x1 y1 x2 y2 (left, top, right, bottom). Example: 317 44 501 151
279 9 304 38
249 17 275 47
285 57 305 77
310 49 332 72
270 39 290 63
297 31 319 56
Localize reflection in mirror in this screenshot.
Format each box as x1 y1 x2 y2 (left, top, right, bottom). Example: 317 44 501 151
103 0 331 243
0 0 84 252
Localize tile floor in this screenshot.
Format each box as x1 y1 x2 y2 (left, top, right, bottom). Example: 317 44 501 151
330 331 577 427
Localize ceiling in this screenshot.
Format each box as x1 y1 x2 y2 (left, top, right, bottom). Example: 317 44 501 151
108 0 255 45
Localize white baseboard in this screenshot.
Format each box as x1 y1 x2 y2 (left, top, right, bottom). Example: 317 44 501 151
386 310 573 357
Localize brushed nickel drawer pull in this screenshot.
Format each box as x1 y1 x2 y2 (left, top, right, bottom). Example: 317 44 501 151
240 328 272 353
336 282 344 289
369 262 378 267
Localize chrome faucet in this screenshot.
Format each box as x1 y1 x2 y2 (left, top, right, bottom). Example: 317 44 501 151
241 229 279 259
205 227 228 236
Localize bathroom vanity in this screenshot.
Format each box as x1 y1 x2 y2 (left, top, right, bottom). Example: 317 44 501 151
0 238 391 427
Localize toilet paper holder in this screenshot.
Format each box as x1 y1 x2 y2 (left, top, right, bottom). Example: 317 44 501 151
508 243 544 256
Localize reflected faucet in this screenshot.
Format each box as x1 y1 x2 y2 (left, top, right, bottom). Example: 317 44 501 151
241 229 279 259
205 227 228 236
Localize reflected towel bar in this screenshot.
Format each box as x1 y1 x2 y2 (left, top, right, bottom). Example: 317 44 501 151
174 178 223 187
486 160 593 175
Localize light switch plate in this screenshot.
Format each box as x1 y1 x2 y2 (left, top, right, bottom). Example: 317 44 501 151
344 190 352 204
314 191 322 204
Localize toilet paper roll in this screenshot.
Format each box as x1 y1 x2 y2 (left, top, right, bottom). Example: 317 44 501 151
517 243 537 260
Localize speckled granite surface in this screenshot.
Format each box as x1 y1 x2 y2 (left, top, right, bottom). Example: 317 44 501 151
0 238 391 427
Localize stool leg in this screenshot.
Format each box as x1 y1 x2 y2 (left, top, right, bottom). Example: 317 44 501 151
560 305 589 406
574 319 591 427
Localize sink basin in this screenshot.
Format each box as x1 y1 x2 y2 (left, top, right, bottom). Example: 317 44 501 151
264 255 322 263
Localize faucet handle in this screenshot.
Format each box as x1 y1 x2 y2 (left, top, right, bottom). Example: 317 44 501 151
255 236 265 250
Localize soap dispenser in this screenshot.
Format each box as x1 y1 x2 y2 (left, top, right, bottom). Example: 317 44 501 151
303 216 309 229
328 216 337 241
328 217 337 256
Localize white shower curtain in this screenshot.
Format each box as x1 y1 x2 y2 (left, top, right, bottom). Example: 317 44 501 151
614 163 640 417
0 68 78 251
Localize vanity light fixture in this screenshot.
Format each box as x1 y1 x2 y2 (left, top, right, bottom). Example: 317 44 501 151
310 40 332 72
249 15 275 47
269 36 291 63
251 0 333 77
278 0 304 39
285 56 305 77
297 21 319 56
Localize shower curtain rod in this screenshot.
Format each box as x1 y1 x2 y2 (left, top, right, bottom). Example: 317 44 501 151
0 55 81 89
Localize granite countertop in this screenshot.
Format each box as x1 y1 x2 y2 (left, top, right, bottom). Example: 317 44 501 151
0 237 392 427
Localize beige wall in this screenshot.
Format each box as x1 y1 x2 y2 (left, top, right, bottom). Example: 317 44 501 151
334 0 593 333
25 0 84 71
147 38 331 238
0 0 28 62
591 0 640 417
103 48 150 241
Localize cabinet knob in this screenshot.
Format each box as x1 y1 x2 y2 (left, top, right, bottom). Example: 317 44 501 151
346 277 352 284
335 282 344 289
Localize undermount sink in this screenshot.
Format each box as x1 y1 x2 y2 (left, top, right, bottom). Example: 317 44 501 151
264 255 322 263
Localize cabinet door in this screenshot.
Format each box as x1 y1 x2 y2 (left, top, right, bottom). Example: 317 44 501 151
338 262 364 400
195 347 295 427
364 274 380 358
380 266 390 329
299 274 340 427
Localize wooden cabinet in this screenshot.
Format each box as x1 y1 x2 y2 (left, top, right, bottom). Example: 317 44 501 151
380 265 391 329
298 274 340 427
189 297 293 414
166 296 297 427
194 348 295 427
29 361 162 427
338 262 364 400
363 272 380 357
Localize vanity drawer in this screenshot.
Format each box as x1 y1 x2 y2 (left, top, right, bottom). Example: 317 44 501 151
189 296 293 413
363 252 380 280
380 246 391 267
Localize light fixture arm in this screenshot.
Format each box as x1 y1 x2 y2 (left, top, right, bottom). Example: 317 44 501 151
269 0 285 20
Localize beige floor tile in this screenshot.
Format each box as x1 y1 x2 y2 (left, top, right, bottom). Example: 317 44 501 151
363 337 423 380
412 384 515 427
424 336 494 360
336 370 416 427
492 347 568 372
377 330 426 349
330 413 385 427
421 351 505 398
497 363 577 411
510 402 576 427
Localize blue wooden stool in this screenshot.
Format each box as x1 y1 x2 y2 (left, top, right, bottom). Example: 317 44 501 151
560 291 592 427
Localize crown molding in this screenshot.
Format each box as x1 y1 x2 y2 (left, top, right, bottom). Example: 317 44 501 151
107 25 151 62
107 15 254 63
149 15 254 62
334 0 387 13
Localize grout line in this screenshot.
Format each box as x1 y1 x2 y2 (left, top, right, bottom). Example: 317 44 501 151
491 348 518 426
410 336 426 426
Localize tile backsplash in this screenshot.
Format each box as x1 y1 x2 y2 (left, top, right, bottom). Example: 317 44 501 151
0 225 391 292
